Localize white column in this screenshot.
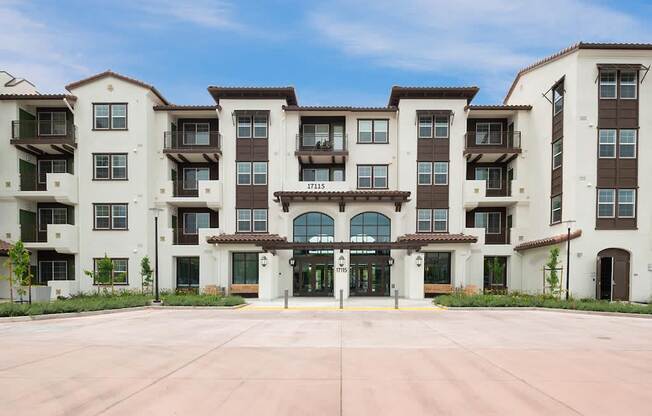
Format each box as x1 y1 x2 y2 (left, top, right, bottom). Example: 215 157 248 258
405 252 424 299
333 250 350 299
257 253 279 300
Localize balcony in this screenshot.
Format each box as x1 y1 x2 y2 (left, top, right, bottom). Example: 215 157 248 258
155 179 223 209
160 227 220 247
10 120 77 155
23 224 78 254
463 179 529 209
163 131 221 163
464 131 521 162
0 173 78 204
295 134 348 164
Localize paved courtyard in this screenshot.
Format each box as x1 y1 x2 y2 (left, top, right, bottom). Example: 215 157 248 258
0 306 651 416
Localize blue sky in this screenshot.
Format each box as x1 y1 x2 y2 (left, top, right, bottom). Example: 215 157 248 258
2 0 652 105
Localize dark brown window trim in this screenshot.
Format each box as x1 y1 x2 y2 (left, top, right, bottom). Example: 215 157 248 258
594 187 638 225
92 153 129 181
598 69 639 101
356 118 390 144
236 114 269 139
92 203 129 231
356 164 389 189
92 257 129 285
92 103 128 131
235 208 268 233
416 208 449 233
417 113 450 139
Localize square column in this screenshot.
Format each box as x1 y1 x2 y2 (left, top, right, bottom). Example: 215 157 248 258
333 250 349 299
258 253 279 300
405 252 425 299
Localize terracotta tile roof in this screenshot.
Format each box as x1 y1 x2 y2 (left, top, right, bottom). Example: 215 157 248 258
397 233 478 244
65 70 169 105
207 86 298 105
465 104 532 111
283 105 397 112
0 94 77 101
206 233 287 245
0 240 11 255
504 42 652 104
153 104 220 111
514 230 582 252
388 86 479 106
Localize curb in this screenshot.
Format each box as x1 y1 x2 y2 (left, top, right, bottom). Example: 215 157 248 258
436 305 652 319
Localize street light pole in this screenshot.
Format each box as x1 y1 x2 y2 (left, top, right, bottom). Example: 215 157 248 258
562 220 576 301
149 207 163 304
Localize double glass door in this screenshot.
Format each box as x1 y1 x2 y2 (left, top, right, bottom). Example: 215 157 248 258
293 257 334 296
349 257 390 296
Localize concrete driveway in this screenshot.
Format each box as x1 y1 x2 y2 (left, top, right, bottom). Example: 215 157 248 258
0 307 650 416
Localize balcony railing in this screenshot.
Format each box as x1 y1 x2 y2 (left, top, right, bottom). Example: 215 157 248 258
164 131 221 151
11 120 77 142
464 131 521 151
296 133 347 152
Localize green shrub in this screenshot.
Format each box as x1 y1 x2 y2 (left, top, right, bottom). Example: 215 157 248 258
161 294 245 307
0 292 151 317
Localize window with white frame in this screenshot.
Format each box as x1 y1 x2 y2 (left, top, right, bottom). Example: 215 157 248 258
598 130 617 158
433 162 448 185
357 120 373 143
417 162 432 185
93 154 128 180
93 258 128 285
236 162 252 185
183 212 210 235
39 260 68 283
372 165 387 188
617 189 636 218
111 204 127 229
183 123 210 145
619 130 636 158
253 209 268 232
358 119 388 143
552 140 563 169
620 71 637 99
433 209 448 232
418 115 433 138
551 195 562 224
475 167 502 189
38 160 67 184
38 112 67 136
252 162 268 185
111 154 127 179
93 103 127 130
253 115 268 138
597 189 615 218
93 203 127 230
237 116 252 138
94 104 110 129
302 124 329 147
475 122 503 145
553 84 564 115
417 209 432 232
434 117 449 138
475 212 501 234
237 209 252 232
599 72 617 99
356 165 372 188
183 167 210 190
93 155 110 179
111 104 127 129
39 207 67 232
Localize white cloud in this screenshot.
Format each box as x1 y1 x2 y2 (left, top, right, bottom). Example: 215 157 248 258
130 0 243 31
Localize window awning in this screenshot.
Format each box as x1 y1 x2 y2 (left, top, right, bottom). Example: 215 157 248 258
514 230 582 252
596 63 650 83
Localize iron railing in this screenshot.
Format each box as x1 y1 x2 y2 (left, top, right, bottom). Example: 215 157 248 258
464 131 521 150
11 120 77 142
295 133 347 152
164 131 221 151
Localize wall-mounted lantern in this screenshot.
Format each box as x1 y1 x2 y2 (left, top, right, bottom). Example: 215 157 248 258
387 257 395 267
289 257 296 267
416 255 423 268
261 255 268 268
338 255 346 268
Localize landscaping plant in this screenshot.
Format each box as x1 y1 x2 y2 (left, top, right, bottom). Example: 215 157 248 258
1 241 33 303
545 247 561 296
140 256 153 295
84 254 114 295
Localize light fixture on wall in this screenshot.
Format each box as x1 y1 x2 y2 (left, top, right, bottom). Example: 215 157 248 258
387 257 395 267
415 255 423 268
261 255 268 268
338 255 346 268
289 258 296 267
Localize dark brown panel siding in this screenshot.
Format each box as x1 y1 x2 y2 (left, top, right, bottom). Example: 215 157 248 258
465 163 508 197
466 207 508 244
551 165 563 196
416 114 450 211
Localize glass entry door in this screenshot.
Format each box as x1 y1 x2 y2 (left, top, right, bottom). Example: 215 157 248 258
349 256 390 296
293 257 334 296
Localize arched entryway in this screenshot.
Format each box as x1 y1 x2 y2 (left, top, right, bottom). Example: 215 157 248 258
292 212 334 296
597 248 630 301
349 212 391 296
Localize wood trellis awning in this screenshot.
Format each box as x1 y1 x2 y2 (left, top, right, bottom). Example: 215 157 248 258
596 63 650 83
273 190 411 212
514 229 582 252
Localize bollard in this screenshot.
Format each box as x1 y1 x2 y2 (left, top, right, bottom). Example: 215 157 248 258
339 289 343 310
284 289 288 309
394 289 399 310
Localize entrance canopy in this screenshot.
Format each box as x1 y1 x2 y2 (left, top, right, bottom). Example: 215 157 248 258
273 190 411 212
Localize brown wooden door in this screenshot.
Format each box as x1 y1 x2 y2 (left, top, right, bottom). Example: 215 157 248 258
597 249 630 301
612 256 630 301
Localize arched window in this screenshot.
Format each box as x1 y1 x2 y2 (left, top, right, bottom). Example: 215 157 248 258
350 212 391 243
294 212 334 255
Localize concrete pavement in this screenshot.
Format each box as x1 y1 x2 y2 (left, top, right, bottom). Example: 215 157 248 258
0 308 651 415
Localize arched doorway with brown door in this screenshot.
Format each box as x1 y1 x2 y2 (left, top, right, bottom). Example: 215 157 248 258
597 248 630 301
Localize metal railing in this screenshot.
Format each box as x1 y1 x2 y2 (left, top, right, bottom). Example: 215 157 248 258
11 120 77 142
295 133 347 152
464 131 521 150
163 131 221 151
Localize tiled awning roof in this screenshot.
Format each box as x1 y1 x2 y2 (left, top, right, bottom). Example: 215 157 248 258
396 233 478 244
206 233 287 245
514 230 582 252
273 190 411 212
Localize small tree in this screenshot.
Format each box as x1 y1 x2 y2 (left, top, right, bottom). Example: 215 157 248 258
84 254 114 295
2 241 33 303
546 247 561 296
140 256 153 295
486 257 506 293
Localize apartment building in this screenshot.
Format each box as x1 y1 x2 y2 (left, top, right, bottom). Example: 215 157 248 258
0 43 650 302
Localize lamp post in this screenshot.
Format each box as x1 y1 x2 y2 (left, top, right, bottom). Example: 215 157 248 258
562 220 576 300
149 207 163 304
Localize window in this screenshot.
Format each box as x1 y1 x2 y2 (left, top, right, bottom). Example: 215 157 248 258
433 162 448 185
475 167 502 189
38 112 66 135
417 162 432 185
39 207 68 232
417 209 447 233
183 123 210 145
302 124 329 147
94 203 127 230
476 123 502 145
350 212 391 247
599 72 617 99
252 162 268 185
39 260 69 283
93 258 128 285
253 116 268 138
357 165 372 188
252 209 268 232
237 116 252 138
176 257 199 288
617 189 635 218
424 252 451 284
553 84 564 115
302 167 342 182
620 71 637 99
293 212 334 245
237 209 251 232
619 130 636 158
417 209 432 232
232 252 259 284
475 212 501 234
93 104 127 130
418 116 433 138
433 209 448 232
183 212 210 235
434 117 449 138
551 195 562 224
38 160 67 184
552 140 563 169
372 165 387 188
183 167 210 190
597 189 615 218
598 130 616 158
236 162 252 185
356 165 389 189
93 154 127 180
358 119 388 143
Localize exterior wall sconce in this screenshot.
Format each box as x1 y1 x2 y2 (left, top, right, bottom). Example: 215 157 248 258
338 255 346 268
387 257 395 267
416 255 423 268
261 255 268 268
289 258 296 267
